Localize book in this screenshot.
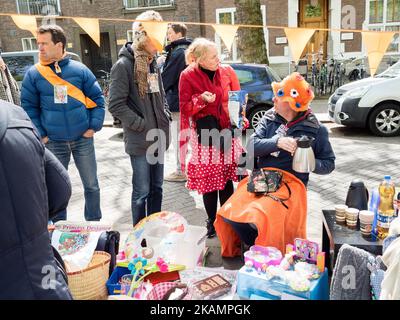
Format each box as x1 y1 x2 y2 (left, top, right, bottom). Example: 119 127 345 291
228 90 248 129
191 274 232 300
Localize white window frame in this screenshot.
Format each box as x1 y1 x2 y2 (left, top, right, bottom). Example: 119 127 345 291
124 0 173 10
215 7 238 62
261 5 268 58
21 37 37 51
366 0 400 53
16 0 61 15
215 6 267 63
127 30 133 42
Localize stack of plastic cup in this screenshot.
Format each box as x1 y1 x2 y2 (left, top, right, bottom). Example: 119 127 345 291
335 204 348 225
345 208 359 229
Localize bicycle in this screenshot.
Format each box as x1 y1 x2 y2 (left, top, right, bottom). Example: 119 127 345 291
98 70 122 128
98 69 111 105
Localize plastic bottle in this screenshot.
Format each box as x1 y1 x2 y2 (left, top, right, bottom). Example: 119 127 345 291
377 176 396 240
369 188 380 239
395 192 400 218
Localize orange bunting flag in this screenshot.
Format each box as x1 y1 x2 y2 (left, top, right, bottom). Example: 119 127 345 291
141 21 169 53
73 18 101 47
11 15 37 37
284 27 316 63
212 24 239 52
362 31 396 76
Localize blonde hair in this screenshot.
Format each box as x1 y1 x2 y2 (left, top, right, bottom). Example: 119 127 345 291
185 38 217 65
132 10 163 50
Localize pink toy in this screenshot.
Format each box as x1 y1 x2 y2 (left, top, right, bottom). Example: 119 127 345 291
244 245 282 270
294 238 319 263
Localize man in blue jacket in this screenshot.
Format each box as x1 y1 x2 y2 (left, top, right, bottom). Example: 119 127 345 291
21 25 105 222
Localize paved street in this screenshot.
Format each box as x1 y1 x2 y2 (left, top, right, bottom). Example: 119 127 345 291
66 99 400 268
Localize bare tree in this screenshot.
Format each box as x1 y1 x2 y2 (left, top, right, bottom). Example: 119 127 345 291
234 0 269 64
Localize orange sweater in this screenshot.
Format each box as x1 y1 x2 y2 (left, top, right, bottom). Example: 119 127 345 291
214 168 308 257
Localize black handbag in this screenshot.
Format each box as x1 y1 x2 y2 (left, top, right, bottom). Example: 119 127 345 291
95 231 120 276
247 169 291 209
195 115 232 152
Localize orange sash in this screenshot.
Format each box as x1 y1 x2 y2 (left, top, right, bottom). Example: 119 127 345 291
35 63 97 109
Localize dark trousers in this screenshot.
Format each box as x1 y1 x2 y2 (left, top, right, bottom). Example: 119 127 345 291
222 218 258 246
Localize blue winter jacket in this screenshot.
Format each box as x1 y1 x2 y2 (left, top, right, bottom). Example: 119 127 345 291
247 109 336 186
21 55 105 141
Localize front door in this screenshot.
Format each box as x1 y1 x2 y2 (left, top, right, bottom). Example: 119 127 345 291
80 32 112 78
299 0 329 63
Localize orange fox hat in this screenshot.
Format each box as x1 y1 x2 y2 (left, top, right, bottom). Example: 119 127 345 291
271 72 315 112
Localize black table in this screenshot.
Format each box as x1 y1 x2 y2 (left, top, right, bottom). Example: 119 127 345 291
322 210 383 274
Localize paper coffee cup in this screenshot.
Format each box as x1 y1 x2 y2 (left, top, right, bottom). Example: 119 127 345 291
345 208 359 229
335 204 348 212
359 210 374 224
335 204 348 224
359 210 374 237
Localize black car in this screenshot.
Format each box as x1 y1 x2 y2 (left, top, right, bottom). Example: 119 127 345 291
226 63 281 129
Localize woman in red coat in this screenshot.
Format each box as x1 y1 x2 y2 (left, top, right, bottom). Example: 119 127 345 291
179 38 244 238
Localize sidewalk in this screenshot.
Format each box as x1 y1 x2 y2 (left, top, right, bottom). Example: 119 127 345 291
66 98 400 269
65 126 327 269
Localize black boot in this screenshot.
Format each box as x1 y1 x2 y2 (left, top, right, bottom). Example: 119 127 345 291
206 219 216 238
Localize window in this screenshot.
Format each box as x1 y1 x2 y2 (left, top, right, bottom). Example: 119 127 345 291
215 6 267 62
215 8 238 62
22 38 38 51
17 0 61 15
367 0 400 52
387 0 400 22
1 55 35 81
125 0 173 9
369 0 384 23
233 68 254 85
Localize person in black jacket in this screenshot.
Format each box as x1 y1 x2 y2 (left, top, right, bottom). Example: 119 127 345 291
0 100 72 299
160 23 192 182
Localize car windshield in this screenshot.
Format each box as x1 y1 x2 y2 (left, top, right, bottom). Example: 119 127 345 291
376 61 400 78
267 66 281 81
2 55 35 81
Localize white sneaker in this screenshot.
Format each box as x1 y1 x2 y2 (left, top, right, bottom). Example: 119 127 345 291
164 171 187 182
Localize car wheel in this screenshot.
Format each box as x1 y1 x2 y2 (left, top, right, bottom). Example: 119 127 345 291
368 103 400 137
248 106 271 129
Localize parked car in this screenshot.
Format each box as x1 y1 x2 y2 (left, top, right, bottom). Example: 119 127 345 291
225 63 281 129
328 60 400 137
344 53 400 80
1 50 81 85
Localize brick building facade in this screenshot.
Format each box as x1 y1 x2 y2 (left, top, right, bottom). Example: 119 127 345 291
201 0 399 76
0 0 202 76
0 0 399 77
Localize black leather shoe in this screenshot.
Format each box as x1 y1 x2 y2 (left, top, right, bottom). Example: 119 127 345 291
206 219 216 238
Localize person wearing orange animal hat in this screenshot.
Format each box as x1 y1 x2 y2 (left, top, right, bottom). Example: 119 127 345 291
249 71 335 187
214 72 335 256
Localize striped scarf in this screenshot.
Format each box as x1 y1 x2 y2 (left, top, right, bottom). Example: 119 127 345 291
133 49 154 98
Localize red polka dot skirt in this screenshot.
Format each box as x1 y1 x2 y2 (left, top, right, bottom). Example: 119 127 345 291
186 132 244 195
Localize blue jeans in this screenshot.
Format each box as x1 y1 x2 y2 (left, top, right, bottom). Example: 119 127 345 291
130 155 164 226
46 137 102 222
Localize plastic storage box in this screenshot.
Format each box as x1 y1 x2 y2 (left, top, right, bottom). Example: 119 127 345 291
236 266 329 300
106 266 130 295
